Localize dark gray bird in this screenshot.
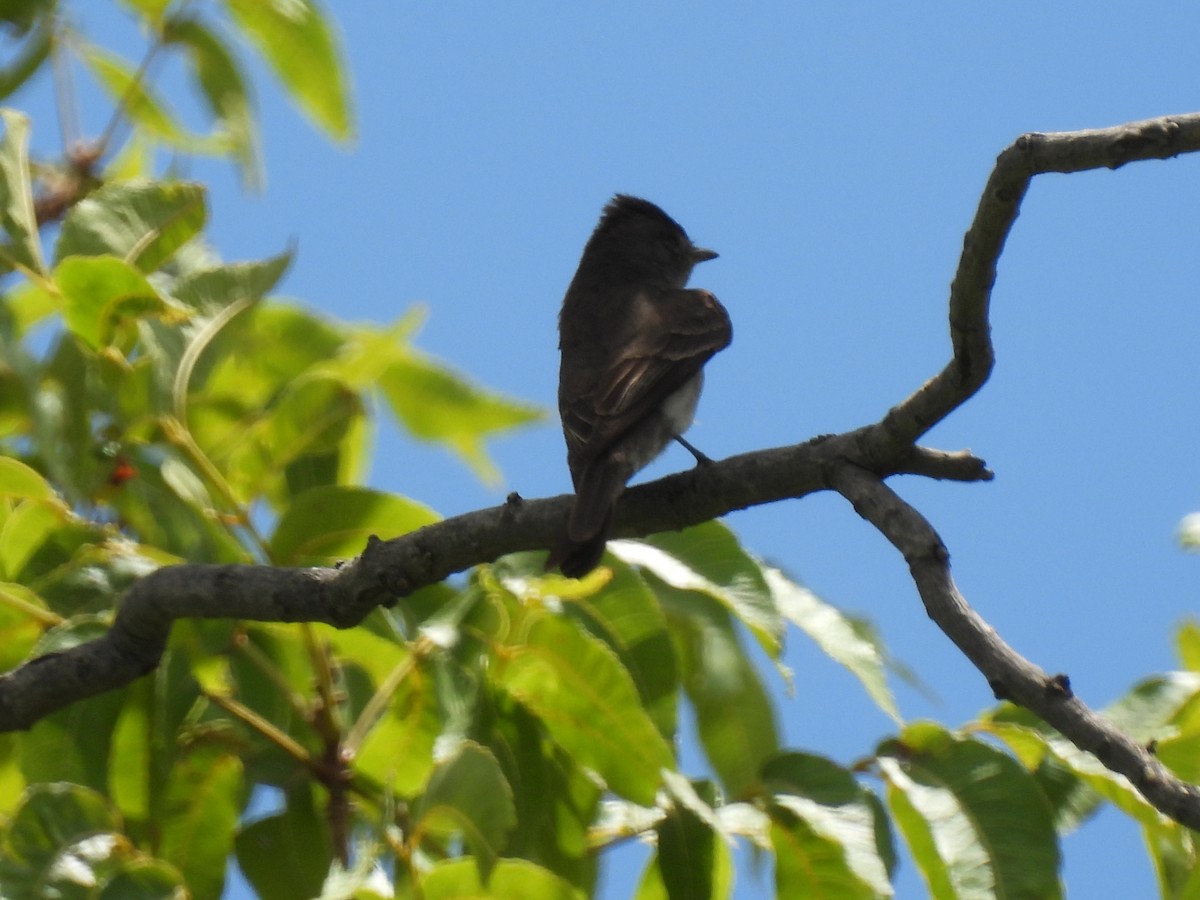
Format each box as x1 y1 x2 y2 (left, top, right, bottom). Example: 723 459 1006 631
546 195 732 577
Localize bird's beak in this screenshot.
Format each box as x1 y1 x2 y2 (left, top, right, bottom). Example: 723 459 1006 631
691 246 719 263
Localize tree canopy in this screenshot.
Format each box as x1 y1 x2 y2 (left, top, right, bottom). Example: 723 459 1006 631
3 4 1200 899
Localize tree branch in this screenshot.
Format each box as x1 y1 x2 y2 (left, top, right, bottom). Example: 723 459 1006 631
0 435 984 731
4 110 1200 832
830 463 1200 830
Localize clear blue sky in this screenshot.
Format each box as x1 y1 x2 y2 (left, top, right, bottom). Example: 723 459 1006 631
19 4 1200 897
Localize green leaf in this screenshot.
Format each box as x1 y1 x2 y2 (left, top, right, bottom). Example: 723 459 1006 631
1142 818 1200 900
4 782 118 854
478 698 600 891
768 566 901 722
319 622 441 798
378 349 544 485
649 778 730 900
117 0 173 25
20 626 127 794
0 456 55 500
4 278 58 334
879 723 1062 900
494 552 679 739
0 109 43 274
158 744 243 900
235 786 334 900
0 582 49 669
763 752 893 897
495 613 673 806
0 16 51 101
78 43 215 151
615 520 785 660
1177 618 1200 672
351 648 440 796
423 858 585 900
224 0 354 142
191 303 344 469
269 484 439 565
55 180 207 271
658 587 778 799
983 705 1168 833
1104 671 1200 738
171 252 291 315
0 0 45 33
164 16 263 188
55 255 170 350
97 859 188 899
414 740 517 882
0 783 181 896
0 787 119 892
0 498 68 581
260 373 360 467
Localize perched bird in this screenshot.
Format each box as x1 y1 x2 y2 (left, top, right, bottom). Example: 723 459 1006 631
546 195 732 577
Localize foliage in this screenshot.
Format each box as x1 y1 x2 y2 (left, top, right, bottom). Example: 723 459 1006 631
1 2 1199 898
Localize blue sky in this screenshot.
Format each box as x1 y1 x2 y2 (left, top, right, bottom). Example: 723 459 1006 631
18 3 1200 897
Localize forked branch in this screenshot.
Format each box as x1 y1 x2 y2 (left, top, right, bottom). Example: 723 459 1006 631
3 113 1200 831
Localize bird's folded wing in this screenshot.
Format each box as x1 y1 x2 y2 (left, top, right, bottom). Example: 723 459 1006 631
570 288 732 460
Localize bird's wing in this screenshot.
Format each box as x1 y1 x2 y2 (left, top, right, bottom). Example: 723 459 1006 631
565 288 731 462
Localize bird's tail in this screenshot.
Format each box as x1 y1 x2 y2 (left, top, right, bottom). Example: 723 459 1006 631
545 461 626 577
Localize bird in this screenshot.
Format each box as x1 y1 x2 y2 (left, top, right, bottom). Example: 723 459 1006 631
546 194 732 577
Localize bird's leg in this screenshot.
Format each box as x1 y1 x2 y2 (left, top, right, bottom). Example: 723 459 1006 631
674 435 714 466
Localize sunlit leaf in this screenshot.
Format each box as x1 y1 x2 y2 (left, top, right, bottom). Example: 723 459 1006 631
224 0 354 142
55 180 207 271
988 712 1168 847
0 16 50 101
414 740 517 882
117 0 173 26
194 303 343 450
423 858 585 899
615 521 784 659
170 251 291 315
20 629 126 794
880 723 1062 900
379 349 544 485
1179 513 1200 551
96 859 187 898
268 484 439 565
657 586 777 799
0 456 54 500
54 255 171 350
649 778 731 900
0 108 43 274
0 581 51 669
480 697 600 891
235 785 333 900
4 278 57 334
494 552 679 739
352 654 439 797
495 612 673 806
78 43 217 151
0 498 68 581
1177 619 1200 672
165 16 263 188
1104 671 1200 738
763 752 893 897
158 744 242 899
769 566 901 722
0 783 127 890
0 734 25 817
